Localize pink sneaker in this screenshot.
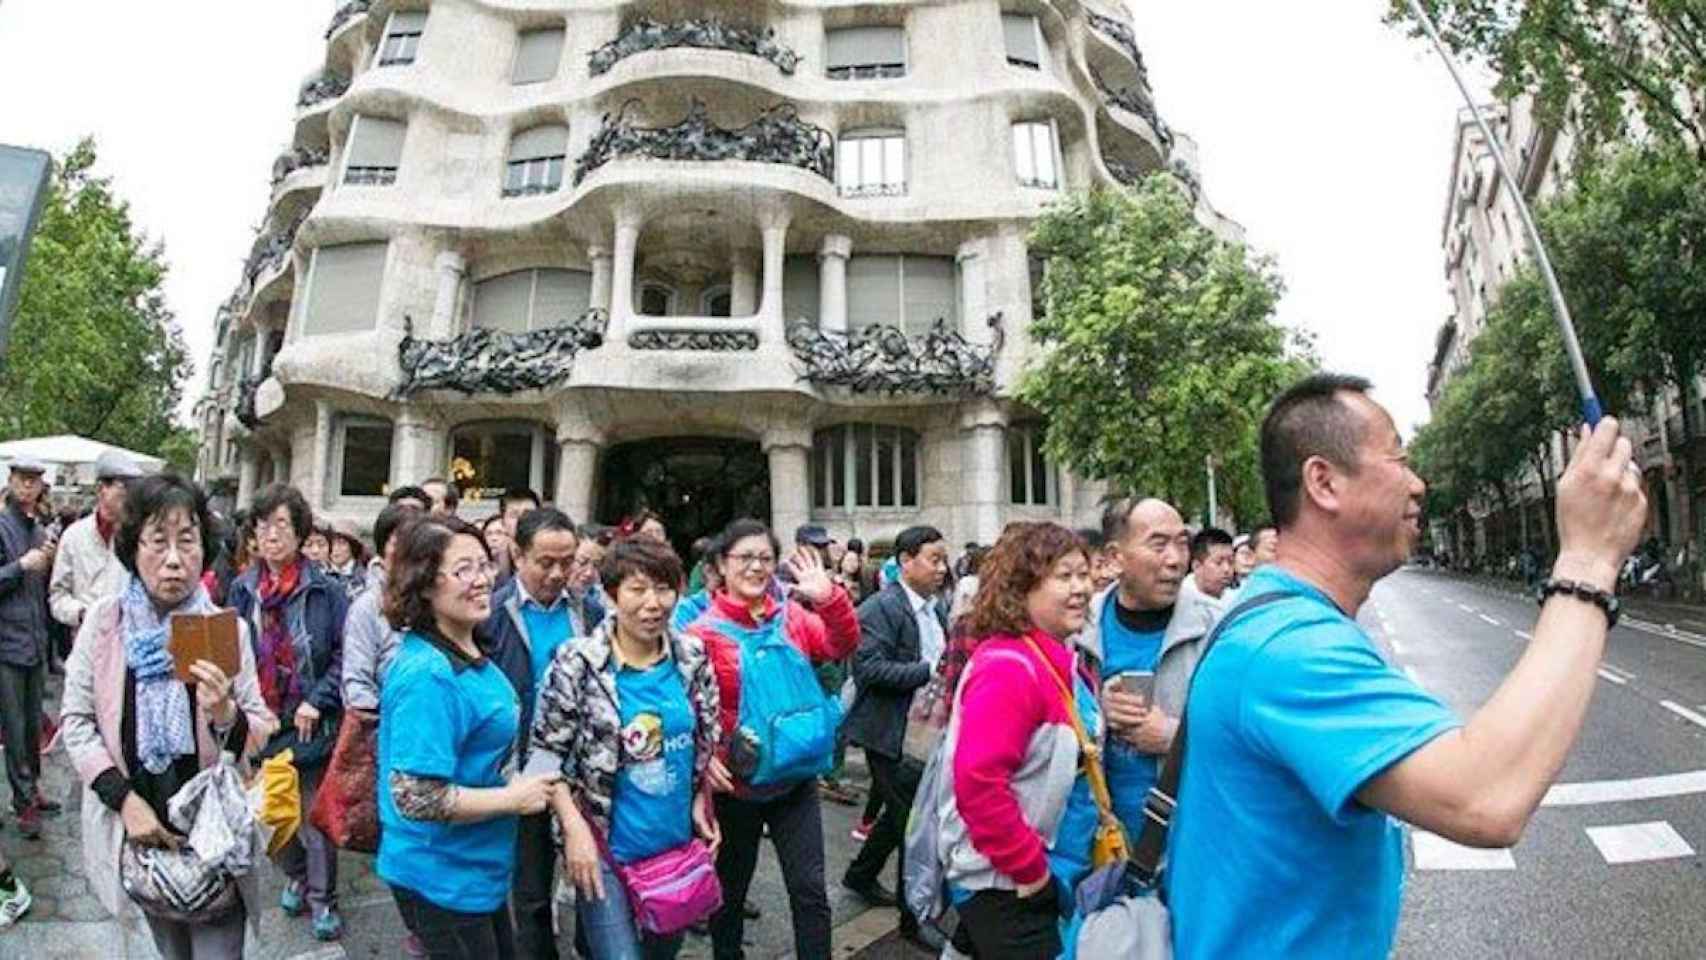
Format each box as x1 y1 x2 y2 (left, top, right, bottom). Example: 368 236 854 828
403 934 427 958
851 819 874 843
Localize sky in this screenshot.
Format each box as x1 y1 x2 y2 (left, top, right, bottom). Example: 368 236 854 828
0 1 1488 438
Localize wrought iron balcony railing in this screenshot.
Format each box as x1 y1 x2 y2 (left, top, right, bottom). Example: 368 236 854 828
326 0 371 40
574 99 834 185
298 72 350 110
241 211 306 290
1090 66 1171 148
235 375 261 429
1087 12 1150 85
786 314 1003 397
271 147 329 187
394 310 609 398
588 17 802 77
630 328 760 351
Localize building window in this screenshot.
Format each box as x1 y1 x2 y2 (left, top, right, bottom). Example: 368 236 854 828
638 283 675 317
449 421 558 506
504 125 568 197
837 129 905 198
1002 13 1043 69
343 115 406 186
471 268 592 333
1008 422 1055 506
337 417 394 498
513 27 564 85
783 254 820 327
702 286 733 318
378 11 426 66
1029 255 1047 320
1012 121 1059 189
846 254 958 336
825 26 906 80
811 424 921 510
296 241 388 338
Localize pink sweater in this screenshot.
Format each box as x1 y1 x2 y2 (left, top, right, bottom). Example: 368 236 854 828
951 629 1091 887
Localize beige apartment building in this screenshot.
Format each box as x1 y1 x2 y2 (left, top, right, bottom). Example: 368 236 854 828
193 0 1238 553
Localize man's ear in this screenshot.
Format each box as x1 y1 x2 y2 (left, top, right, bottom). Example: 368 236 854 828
1301 455 1342 516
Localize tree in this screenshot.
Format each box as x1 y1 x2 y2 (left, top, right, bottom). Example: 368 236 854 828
1017 178 1301 525
0 139 194 462
1390 0 1706 163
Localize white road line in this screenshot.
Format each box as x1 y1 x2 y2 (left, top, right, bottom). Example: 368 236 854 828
1661 700 1706 730
1515 630 1533 640
1411 830 1516 870
1544 769 1706 807
1585 821 1695 865
1624 619 1706 650
1458 603 1476 614
1479 614 1501 626
1596 668 1628 685
1600 663 1635 681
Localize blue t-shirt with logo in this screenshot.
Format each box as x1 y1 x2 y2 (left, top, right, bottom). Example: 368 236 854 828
1165 566 1461 959
520 597 576 692
378 632 522 913
609 658 697 864
1098 597 1167 840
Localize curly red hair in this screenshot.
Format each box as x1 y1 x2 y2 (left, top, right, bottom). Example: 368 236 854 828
964 521 1090 640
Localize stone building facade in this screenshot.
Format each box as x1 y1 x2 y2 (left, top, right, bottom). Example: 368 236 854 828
195 0 1235 553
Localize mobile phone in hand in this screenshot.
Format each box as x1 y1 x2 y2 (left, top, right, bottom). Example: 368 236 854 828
1115 671 1155 709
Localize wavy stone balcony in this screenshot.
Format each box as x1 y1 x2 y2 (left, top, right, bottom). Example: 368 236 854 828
589 18 802 78
573 99 834 186
1085 11 1149 87
325 0 371 41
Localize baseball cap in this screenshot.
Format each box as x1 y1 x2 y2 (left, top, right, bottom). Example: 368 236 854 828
794 524 832 547
94 450 144 482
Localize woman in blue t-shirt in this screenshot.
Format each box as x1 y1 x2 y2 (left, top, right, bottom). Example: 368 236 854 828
529 536 724 960
376 517 562 959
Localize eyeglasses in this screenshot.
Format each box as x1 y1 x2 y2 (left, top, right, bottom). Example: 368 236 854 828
728 552 777 570
140 533 202 557
442 561 499 585
257 517 296 534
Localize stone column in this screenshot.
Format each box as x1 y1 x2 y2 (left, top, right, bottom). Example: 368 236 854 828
757 216 790 345
392 410 444 489
250 327 273 379
959 401 1008 546
554 438 602 527
818 234 851 333
588 244 613 313
311 400 335 509
764 426 813 541
237 452 260 508
608 215 642 342
730 252 758 318
431 251 466 338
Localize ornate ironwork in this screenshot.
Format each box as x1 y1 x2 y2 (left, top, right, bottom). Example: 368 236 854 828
1090 67 1172 148
1087 12 1149 84
786 314 1004 397
574 98 834 185
588 17 801 77
1104 156 1141 186
326 0 371 39
297 72 349 110
271 147 329 186
629 328 760 351
242 211 306 290
1170 158 1202 203
394 310 608 398
235 375 261 429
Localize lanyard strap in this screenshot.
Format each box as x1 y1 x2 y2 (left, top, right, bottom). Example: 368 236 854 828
1019 635 1119 826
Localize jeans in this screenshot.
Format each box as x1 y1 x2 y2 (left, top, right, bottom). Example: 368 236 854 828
276 762 337 911
710 781 831 960
576 855 684 960
0 661 41 811
957 885 1061 960
513 811 559 959
392 884 516 960
144 907 246 959
842 752 920 932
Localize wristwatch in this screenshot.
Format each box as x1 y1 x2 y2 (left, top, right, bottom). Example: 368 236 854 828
1536 578 1620 628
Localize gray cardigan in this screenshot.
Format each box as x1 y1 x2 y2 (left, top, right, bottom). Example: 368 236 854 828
1076 578 1225 719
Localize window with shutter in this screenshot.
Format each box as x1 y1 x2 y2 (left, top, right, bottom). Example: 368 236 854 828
299 242 388 337
783 254 819 326
345 115 406 186
473 268 592 332
1008 422 1055 505
846 255 901 332
504 125 568 196
901 256 957 336
379 10 427 66
1002 14 1042 69
532 269 592 326
837 129 905 197
512 28 564 85
471 271 533 334
1012 121 1058 189
809 424 921 510
825 26 906 79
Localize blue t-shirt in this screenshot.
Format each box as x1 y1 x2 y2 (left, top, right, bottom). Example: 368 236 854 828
1098 598 1167 839
1165 566 1461 960
1046 669 1104 904
670 590 712 634
519 597 576 692
609 657 697 864
377 632 522 913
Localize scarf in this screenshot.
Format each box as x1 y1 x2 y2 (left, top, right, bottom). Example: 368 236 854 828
121 577 209 774
256 561 304 716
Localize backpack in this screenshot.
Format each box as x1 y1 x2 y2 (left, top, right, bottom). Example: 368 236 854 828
732 605 843 788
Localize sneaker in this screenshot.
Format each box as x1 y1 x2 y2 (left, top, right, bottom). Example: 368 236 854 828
850 818 874 843
280 880 306 917
0 879 30 928
402 933 428 957
14 804 41 841
312 906 343 941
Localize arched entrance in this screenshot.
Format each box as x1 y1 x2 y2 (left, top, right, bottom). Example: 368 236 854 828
598 437 770 560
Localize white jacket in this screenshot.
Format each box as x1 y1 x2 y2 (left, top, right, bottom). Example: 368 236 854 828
49 514 127 629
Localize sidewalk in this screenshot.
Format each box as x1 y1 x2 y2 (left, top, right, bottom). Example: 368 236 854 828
0 678 901 959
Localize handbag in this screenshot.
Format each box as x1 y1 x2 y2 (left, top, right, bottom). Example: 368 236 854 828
120 840 241 924
250 748 302 856
612 838 724 937
1021 635 1129 869
308 709 380 853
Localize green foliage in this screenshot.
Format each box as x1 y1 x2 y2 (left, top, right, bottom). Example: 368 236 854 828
0 139 193 461
1017 178 1300 525
1391 0 1706 162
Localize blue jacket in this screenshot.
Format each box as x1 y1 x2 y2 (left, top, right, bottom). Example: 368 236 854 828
0 500 49 667
482 578 597 759
227 561 348 717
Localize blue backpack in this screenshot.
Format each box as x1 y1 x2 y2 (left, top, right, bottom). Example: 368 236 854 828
732 605 843 788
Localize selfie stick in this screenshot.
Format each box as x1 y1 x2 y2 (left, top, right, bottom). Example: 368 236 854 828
1405 0 1602 425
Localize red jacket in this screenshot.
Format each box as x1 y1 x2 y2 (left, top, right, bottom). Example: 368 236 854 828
688 587 860 746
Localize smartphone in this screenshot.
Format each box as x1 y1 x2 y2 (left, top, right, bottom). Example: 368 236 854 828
1114 671 1155 709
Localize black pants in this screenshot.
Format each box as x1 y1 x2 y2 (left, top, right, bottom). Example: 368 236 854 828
710 781 831 960
0 661 41 811
512 811 558 959
957 885 1061 960
392 884 517 960
842 752 919 932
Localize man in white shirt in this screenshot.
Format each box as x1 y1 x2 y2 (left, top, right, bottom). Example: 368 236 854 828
49 450 141 633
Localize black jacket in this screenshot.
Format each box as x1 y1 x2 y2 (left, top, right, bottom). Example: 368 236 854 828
843 581 948 761
0 500 49 667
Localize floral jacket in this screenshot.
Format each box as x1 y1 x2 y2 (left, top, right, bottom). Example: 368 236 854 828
524 614 721 834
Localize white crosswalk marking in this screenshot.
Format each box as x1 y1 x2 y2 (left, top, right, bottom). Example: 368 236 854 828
1585 822 1695 864
1458 603 1476 613
1660 700 1706 730
1412 831 1516 870
1479 613 1501 626
1596 668 1628 685
1543 769 1706 807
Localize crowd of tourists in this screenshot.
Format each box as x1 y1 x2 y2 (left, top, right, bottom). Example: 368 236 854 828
0 372 1649 959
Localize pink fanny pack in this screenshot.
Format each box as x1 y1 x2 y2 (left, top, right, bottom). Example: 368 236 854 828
614 838 724 936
